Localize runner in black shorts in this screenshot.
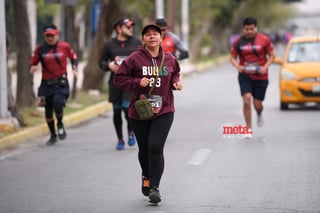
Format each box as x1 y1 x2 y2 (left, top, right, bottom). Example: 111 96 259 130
238 73 269 101
30 24 78 145
230 17 275 138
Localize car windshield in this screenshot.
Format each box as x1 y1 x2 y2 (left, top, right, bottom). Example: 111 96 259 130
287 41 320 63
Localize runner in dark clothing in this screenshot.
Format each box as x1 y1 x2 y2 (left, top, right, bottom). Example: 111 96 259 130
29 24 78 145
99 18 142 150
114 24 183 204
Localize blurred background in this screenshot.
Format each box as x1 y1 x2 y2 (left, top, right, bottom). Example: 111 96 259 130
2 0 320 126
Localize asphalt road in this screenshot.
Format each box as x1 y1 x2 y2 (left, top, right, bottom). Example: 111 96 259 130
0 61 320 213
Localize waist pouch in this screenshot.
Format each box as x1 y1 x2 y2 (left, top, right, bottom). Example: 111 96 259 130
134 98 153 120
46 77 67 86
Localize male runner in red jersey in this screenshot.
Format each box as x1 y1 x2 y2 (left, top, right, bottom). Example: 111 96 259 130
230 17 275 138
30 24 78 145
155 17 189 60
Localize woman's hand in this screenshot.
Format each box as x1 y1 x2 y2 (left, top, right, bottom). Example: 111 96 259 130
173 81 183 90
140 77 151 87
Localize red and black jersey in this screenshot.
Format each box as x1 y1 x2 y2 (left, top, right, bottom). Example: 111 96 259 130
161 32 189 60
30 40 77 80
231 33 273 80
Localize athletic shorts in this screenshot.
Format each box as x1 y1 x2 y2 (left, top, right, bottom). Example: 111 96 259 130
238 73 269 101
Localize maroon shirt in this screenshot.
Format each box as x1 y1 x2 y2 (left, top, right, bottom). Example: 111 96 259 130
30 40 77 80
113 46 181 120
231 32 273 80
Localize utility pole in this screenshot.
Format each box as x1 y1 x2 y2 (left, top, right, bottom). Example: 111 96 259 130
181 0 189 50
0 0 18 133
60 0 65 41
155 0 164 18
0 0 9 118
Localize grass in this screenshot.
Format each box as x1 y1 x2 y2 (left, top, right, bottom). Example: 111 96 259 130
0 89 108 139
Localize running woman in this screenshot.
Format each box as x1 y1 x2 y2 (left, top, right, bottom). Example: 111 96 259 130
113 24 183 204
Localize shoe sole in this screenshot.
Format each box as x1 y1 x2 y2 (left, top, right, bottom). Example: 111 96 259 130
58 135 66 140
46 142 56 146
116 145 125 150
149 193 161 203
46 140 57 146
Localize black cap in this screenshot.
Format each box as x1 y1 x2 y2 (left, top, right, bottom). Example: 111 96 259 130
141 24 162 36
114 18 135 29
155 18 167 27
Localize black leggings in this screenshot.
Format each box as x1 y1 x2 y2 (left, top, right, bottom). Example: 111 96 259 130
113 108 132 140
130 112 174 188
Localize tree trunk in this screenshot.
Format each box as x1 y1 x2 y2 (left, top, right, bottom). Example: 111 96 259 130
12 0 35 107
65 5 79 99
190 20 212 61
82 0 124 90
210 27 227 56
6 33 26 126
166 0 177 31
230 1 248 34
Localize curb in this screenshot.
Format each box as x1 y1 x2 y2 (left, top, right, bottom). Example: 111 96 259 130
0 101 112 151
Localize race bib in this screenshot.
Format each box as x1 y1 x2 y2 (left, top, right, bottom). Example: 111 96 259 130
115 56 127 66
148 95 163 114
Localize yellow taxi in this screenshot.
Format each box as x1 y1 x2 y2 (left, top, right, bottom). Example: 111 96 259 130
274 36 320 110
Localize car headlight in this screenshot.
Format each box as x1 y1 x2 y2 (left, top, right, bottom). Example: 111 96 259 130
281 69 297 80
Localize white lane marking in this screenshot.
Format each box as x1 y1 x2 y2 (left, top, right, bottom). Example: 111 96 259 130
187 148 211 166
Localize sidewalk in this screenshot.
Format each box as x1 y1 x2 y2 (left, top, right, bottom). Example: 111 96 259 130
0 55 229 151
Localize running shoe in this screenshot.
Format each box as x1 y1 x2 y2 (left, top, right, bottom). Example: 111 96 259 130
57 123 66 140
128 132 136 146
243 128 253 139
141 176 150 196
116 140 125 150
46 135 58 145
257 114 264 127
149 186 161 204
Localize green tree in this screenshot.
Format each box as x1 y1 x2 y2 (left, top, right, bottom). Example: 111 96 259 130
189 0 295 60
